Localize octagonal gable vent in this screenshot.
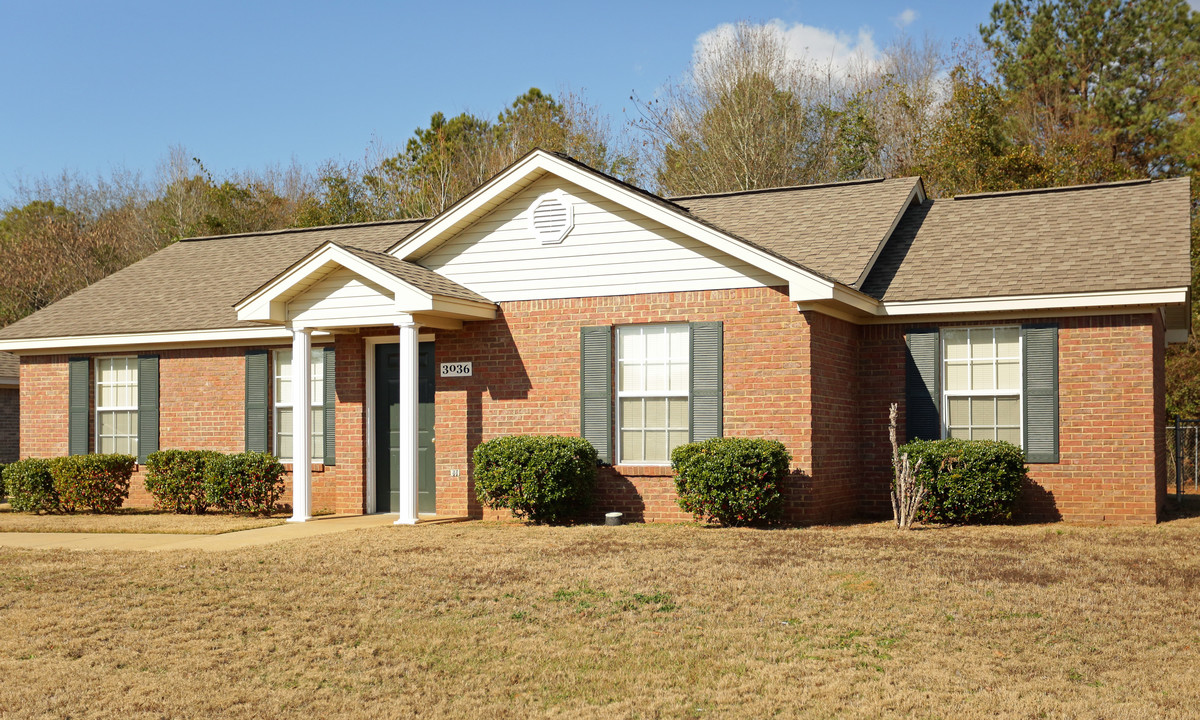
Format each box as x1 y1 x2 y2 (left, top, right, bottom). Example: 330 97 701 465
528 191 574 245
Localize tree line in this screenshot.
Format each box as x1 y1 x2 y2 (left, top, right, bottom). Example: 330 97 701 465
4 0 1200 412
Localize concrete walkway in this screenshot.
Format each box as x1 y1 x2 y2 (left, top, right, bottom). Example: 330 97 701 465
0 514 466 552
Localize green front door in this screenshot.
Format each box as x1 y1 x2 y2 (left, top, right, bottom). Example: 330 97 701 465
375 342 436 514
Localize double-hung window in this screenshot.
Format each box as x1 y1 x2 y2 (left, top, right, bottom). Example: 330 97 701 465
273 348 324 463
617 324 690 464
942 327 1022 445
95 356 139 455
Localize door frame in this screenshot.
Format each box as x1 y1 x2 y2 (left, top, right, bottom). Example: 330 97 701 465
364 332 435 515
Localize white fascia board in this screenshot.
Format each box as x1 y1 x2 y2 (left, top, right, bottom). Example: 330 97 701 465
430 296 498 320
389 150 836 302
0 377 17 387
0 326 329 354
877 287 1190 318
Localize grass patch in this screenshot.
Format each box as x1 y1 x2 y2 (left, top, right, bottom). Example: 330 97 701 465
0 505 287 534
1 519 1200 717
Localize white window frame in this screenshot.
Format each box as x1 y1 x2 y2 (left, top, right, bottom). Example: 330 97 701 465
616 324 690 465
941 326 1023 447
273 348 325 464
94 356 138 456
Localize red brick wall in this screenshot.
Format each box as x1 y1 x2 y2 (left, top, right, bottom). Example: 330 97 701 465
433 287 821 522
856 314 1165 525
17 345 368 515
804 311 862 523
0 386 17 463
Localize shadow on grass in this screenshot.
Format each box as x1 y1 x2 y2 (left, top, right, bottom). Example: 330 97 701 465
1160 493 1200 522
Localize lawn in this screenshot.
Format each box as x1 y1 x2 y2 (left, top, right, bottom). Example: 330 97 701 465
0 506 287 534
1 517 1199 719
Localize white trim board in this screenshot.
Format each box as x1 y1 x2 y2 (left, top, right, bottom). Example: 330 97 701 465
363 332 435 516
0 327 331 354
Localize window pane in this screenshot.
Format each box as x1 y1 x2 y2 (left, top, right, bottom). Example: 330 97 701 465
618 363 642 393
618 329 642 361
949 426 970 439
997 427 1021 445
118 385 132 407
278 434 293 460
947 397 969 426
971 362 994 390
116 411 130 435
98 359 114 383
996 328 1019 358
970 398 994 426
669 363 688 392
621 431 643 462
668 397 688 428
99 412 115 435
621 398 643 429
970 329 994 358
996 360 1020 390
669 327 689 358
644 430 668 463
98 385 115 408
645 398 667 428
946 363 969 391
668 431 689 455
646 363 667 392
997 397 1020 426
646 328 668 358
944 329 968 359
128 363 138 384
972 426 996 441
99 436 114 454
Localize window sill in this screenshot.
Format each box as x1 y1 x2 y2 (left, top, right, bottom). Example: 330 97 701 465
282 463 327 473
610 464 675 476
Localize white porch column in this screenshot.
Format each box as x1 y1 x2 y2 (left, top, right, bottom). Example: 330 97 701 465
287 326 312 523
395 315 420 525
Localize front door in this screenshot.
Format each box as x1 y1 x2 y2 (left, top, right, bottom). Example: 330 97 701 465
375 342 436 514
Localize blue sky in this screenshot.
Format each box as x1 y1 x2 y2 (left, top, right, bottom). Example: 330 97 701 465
0 1 1002 194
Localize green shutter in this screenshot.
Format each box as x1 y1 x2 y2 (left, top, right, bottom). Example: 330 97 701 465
689 321 723 442
905 328 941 441
68 357 89 456
1022 323 1059 463
244 349 269 453
137 355 159 464
580 326 613 464
323 346 336 466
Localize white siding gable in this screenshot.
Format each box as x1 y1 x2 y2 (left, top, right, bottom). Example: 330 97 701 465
416 176 785 301
287 267 396 325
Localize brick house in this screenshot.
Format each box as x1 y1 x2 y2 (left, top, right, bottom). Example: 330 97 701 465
0 151 1190 524
0 352 17 464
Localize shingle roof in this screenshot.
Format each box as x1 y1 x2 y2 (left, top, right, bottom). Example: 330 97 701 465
676 177 921 288
335 244 491 303
0 220 425 341
861 177 1192 302
0 352 17 379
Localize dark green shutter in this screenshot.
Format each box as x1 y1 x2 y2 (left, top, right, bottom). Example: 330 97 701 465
323 346 336 466
1022 323 1059 463
905 328 941 441
137 355 159 464
580 326 612 464
244 349 269 453
68 357 89 455
689 321 723 442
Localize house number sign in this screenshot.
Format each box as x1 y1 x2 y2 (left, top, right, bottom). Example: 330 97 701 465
440 362 472 378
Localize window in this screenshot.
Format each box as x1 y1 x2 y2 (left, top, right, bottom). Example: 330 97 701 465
95 356 138 456
617 324 690 464
274 348 324 463
942 327 1021 445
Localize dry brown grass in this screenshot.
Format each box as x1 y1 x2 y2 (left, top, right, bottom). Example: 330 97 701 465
2 516 1200 719
0 507 286 534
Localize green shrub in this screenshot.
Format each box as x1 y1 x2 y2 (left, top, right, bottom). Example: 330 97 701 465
145 450 224 514
50 454 135 513
4 458 58 513
0 463 5 499
204 452 286 516
671 437 791 526
899 438 1026 524
472 435 597 524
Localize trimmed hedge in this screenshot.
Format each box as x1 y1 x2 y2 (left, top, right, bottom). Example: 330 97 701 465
473 435 597 524
4 458 58 513
50 454 135 513
204 452 286 516
898 438 1026 524
145 450 224 514
671 437 791 526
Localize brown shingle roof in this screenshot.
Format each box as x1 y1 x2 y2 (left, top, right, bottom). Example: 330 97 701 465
335 244 490 303
861 177 1192 302
676 177 921 288
0 220 425 341
0 352 17 379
